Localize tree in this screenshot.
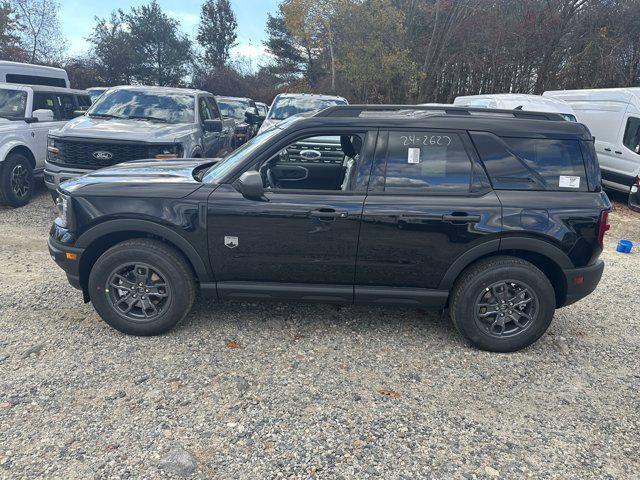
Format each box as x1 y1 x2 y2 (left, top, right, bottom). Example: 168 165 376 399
87 11 138 85
197 0 237 72
263 10 306 85
125 1 193 86
0 1 26 61
11 0 65 63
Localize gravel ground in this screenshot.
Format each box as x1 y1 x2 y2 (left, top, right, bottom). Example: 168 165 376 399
1 184 639 480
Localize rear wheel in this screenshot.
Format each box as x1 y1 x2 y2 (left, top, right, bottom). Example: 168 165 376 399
88 239 196 336
0 153 34 207
450 256 555 352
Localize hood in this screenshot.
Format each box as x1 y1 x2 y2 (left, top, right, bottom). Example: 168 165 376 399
257 118 281 134
61 158 220 198
53 115 197 142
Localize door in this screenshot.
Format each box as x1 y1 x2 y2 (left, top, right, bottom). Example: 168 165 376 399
198 96 220 157
355 129 502 297
206 97 233 155
207 129 377 301
615 112 640 184
29 91 63 169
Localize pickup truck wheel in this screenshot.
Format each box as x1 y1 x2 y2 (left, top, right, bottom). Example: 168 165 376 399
88 239 196 336
450 256 555 352
0 153 34 207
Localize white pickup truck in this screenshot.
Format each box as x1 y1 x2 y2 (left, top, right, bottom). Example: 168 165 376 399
0 83 91 206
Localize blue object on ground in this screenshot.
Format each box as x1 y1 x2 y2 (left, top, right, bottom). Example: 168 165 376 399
616 239 633 253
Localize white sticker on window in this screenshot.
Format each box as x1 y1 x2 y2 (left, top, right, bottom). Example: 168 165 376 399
559 175 580 188
408 147 421 164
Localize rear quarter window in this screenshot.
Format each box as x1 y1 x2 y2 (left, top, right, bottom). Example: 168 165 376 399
470 132 588 191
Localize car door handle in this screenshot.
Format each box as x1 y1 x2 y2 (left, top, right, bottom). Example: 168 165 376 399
442 213 481 223
614 150 622 155
309 209 348 219
604 148 611 152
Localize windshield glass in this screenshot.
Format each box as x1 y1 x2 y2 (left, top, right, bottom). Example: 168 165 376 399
203 126 285 183
88 89 195 123
88 89 106 102
0 89 28 118
217 98 249 120
269 96 347 120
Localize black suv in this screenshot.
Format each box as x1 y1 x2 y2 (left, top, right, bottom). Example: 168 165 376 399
48 105 611 352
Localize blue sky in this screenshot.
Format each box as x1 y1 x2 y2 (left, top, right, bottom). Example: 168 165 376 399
59 0 280 66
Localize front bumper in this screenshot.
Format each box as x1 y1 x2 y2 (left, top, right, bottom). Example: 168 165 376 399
48 228 84 291
561 260 605 307
44 161 91 190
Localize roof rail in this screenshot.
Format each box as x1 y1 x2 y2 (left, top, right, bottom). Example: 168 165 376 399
315 104 566 121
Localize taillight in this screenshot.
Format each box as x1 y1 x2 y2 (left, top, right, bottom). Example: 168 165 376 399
597 210 610 249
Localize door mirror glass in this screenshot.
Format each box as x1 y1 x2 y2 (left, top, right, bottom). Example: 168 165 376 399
32 108 54 122
236 171 265 200
203 118 222 132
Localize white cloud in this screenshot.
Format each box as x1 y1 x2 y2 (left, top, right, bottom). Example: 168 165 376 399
167 10 200 31
231 42 272 60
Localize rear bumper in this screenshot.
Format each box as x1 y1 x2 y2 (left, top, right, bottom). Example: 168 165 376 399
48 235 84 291
561 260 604 307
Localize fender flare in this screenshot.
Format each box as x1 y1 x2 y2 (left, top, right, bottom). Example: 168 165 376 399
0 139 35 164
438 236 572 290
76 219 212 282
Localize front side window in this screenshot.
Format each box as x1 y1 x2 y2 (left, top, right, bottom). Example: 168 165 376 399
623 116 640 153
268 96 347 120
57 94 76 120
87 89 195 124
0 89 28 118
199 97 214 123
383 131 472 193
32 92 58 119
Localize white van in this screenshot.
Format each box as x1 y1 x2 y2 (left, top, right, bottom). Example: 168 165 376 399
0 61 69 88
454 94 577 122
544 89 640 197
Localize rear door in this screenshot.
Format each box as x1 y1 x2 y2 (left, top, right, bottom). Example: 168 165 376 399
355 129 501 297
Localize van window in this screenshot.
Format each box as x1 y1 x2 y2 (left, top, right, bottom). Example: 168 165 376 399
383 131 471 193
32 92 58 120
622 117 640 154
5 73 66 88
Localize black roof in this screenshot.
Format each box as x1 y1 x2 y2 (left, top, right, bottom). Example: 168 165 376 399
294 105 593 141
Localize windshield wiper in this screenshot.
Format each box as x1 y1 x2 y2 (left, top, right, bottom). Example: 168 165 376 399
89 113 123 119
128 115 169 123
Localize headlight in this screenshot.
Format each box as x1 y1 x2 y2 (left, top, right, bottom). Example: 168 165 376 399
149 144 183 159
47 136 59 154
55 193 69 228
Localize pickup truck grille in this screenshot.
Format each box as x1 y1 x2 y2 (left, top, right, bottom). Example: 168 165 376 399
285 141 344 164
47 139 151 169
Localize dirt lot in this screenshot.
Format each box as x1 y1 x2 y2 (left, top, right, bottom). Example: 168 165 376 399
1 184 639 480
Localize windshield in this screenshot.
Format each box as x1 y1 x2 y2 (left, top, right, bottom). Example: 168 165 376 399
87 89 195 124
269 96 347 120
88 89 106 102
202 126 284 183
217 99 250 120
0 89 28 118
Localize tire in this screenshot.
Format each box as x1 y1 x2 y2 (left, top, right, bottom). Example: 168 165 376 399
88 239 196 336
0 153 34 207
450 256 555 352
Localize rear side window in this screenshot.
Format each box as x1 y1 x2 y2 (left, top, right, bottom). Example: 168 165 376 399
622 116 640 153
383 131 471 193
470 132 587 191
502 138 587 191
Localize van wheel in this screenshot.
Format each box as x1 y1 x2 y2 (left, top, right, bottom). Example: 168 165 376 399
450 256 555 352
88 239 196 336
0 153 34 207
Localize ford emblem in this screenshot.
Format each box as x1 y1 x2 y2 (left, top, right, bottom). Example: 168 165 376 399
299 149 321 160
93 151 113 160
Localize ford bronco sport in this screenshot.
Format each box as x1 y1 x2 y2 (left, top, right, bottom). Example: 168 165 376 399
48 105 611 352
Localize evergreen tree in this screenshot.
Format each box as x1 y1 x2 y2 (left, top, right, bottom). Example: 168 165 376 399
197 0 238 72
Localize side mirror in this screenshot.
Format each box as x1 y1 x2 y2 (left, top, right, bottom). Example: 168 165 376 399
203 118 222 132
244 109 257 124
236 171 265 200
32 109 54 122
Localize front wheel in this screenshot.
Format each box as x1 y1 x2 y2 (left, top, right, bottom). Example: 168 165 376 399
450 256 555 352
0 153 34 207
88 239 196 336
